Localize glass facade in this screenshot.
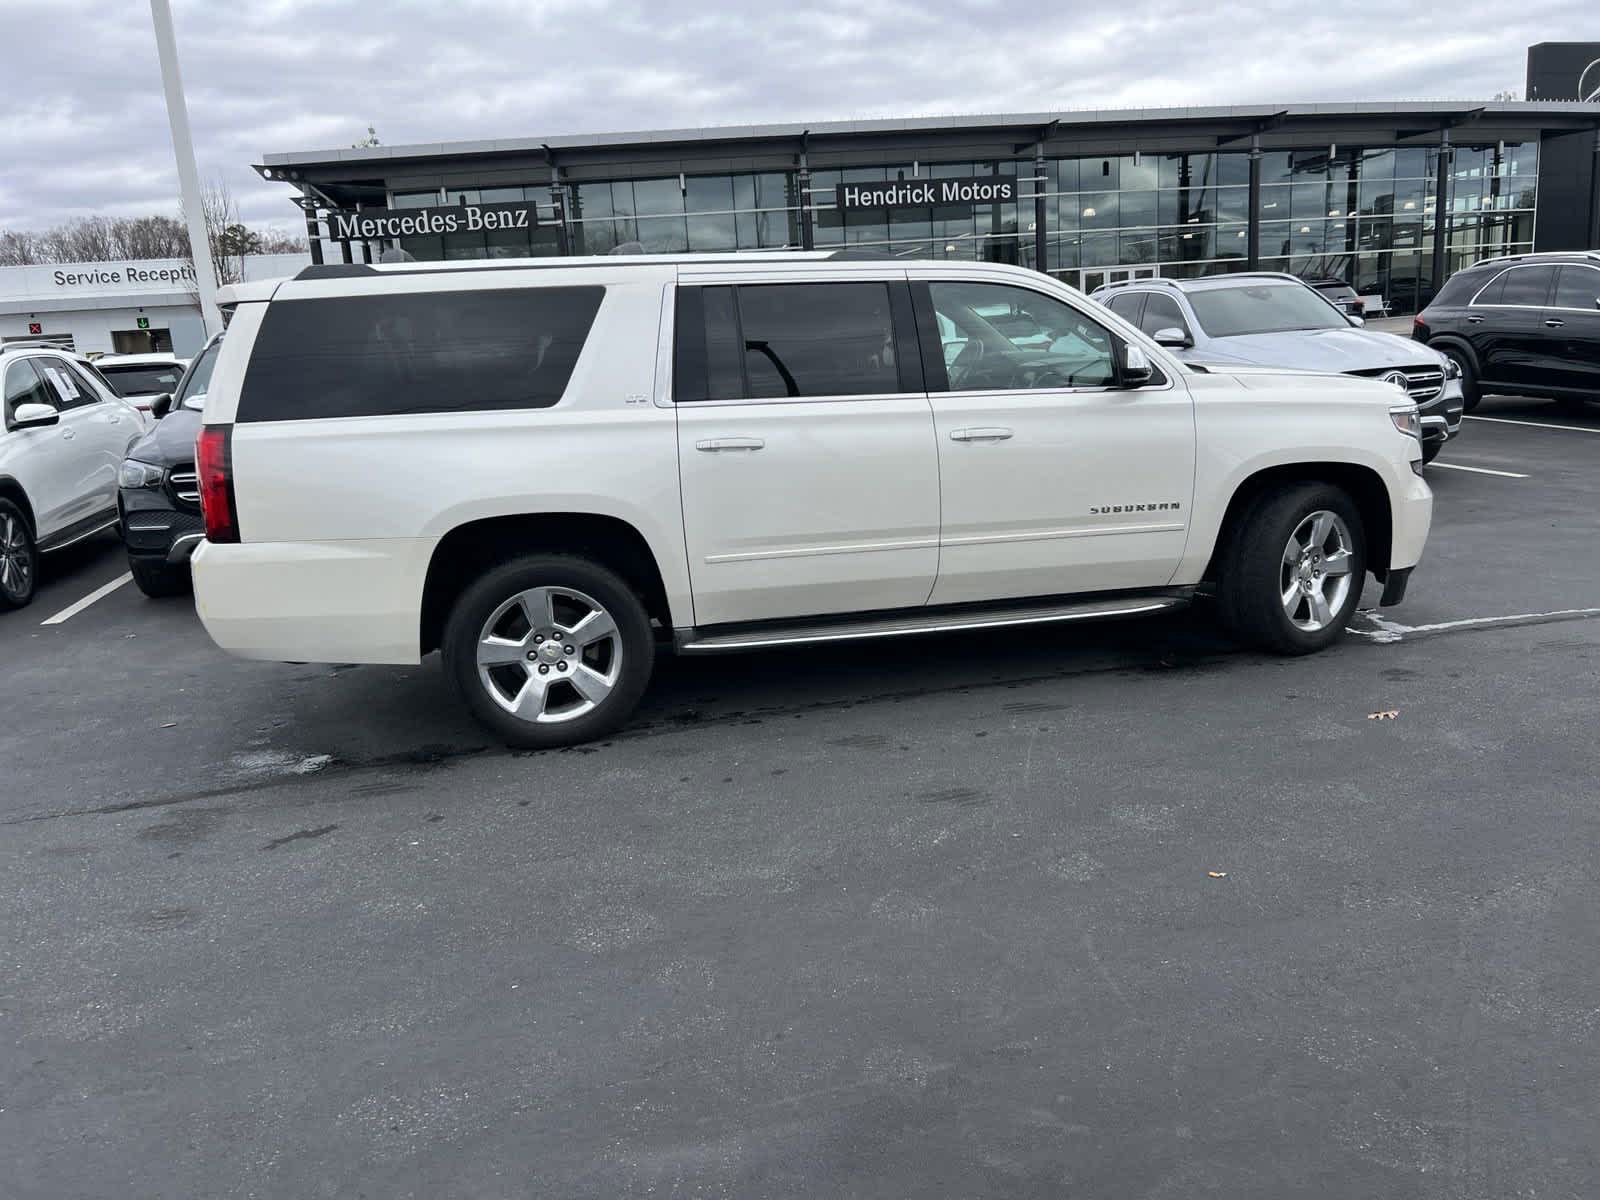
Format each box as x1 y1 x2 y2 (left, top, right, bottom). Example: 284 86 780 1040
360 141 1538 315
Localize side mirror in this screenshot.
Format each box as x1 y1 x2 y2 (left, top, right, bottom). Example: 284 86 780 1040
150 392 174 419
1119 342 1155 388
11 402 59 430
182 394 207 412
1346 314 1366 328
1151 326 1192 349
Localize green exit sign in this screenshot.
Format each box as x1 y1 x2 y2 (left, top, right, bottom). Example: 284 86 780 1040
136 316 150 329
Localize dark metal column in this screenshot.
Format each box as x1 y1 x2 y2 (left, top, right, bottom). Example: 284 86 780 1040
301 197 323 266
1246 135 1262 270
1033 141 1048 275
1589 125 1600 250
798 147 814 251
1431 130 1453 296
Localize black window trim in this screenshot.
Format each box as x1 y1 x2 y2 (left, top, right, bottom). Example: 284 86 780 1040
672 278 923 405
911 276 1172 396
1468 263 1557 310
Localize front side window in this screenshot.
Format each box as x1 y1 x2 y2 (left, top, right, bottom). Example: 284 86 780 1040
1139 294 1192 340
1186 282 1348 337
926 280 1116 391
237 287 604 422
36 357 100 410
177 341 222 408
4 360 54 425
1553 266 1600 312
1103 291 1145 322
1497 265 1555 308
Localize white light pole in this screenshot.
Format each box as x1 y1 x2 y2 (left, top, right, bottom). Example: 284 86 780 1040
150 0 222 335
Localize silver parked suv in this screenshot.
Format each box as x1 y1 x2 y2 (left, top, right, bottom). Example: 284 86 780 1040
1093 274 1464 463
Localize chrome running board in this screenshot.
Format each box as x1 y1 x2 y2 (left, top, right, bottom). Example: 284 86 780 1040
676 593 1189 654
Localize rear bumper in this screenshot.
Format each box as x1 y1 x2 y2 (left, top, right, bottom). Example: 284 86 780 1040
191 538 436 665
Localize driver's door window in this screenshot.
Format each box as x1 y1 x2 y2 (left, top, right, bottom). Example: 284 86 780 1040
925 280 1116 392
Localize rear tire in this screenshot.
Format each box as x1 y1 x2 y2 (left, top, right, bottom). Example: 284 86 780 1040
129 556 192 598
442 554 654 749
0 499 38 611
1439 347 1479 413
1217 483 1367 656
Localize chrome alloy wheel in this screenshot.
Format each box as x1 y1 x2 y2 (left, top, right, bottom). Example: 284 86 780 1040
1280 510 1355 632
0 512 32 599
475 585 623 724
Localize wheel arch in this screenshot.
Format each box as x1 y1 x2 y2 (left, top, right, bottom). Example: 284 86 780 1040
0 476 36 534
420 512 675 657
1205 462 1394 583
1425 334 1480 375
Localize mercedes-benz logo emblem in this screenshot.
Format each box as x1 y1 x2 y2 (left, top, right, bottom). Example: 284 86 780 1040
1382 370 1410 391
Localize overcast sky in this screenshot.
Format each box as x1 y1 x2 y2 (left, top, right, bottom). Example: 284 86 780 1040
3 0 1590 238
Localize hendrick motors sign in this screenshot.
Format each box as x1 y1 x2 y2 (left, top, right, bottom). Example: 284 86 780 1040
836 176 1016 212
329 202 547 240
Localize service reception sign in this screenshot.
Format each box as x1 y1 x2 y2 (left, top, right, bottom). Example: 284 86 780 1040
835 177 1017 212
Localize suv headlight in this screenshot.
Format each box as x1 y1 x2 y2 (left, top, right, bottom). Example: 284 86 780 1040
119 459 165 488
1443 356 1463 381
1389 405 1421 439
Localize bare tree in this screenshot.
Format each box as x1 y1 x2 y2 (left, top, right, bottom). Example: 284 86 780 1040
187 174 245 287
0 230 42 265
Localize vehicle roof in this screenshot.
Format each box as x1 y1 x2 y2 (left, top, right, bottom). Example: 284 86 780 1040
1455 250 1600 272
96 353 188 366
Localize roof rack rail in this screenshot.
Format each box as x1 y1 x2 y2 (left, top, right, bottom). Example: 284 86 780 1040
1471 249 1600 268
0 340 70 355
294 263 381 281
1097 277 1183 291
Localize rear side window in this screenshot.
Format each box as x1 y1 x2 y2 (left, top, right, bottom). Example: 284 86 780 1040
1433 270 1487 308
1497 266 1555 308
676 282 916 402
237 286 604 422
1103 291 1144 322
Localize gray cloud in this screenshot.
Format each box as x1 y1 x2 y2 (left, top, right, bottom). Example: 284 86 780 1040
2 0 1584 236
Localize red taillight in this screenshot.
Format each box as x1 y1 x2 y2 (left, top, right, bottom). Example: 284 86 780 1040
195 425 239 544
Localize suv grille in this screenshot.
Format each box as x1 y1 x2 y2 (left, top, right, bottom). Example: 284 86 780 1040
1347 365 1444 404
168 465 200 506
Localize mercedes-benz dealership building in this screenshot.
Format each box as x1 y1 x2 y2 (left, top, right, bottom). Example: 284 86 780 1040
258 78 1599 316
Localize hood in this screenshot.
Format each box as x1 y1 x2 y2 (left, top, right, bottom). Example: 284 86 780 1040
125 407 202 467
1192 327 1442 374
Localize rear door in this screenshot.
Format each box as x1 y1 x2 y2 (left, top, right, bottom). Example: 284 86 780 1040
673 275 940 627
1470 263 1558 391
1546 264 1600 396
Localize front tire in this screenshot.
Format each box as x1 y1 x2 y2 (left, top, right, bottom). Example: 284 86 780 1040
1217 483 1367 655
0 499 38 610
129 556 192 598
442 554 654 749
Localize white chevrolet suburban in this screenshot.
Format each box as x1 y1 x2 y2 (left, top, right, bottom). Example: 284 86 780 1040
193 254 1432 747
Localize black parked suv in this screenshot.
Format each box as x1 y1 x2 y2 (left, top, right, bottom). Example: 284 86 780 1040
116 334 220 596
1413 251 1600 412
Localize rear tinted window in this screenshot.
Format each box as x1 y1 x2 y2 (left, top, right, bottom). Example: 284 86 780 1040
100 363 184 395
1497 266 1555 307
237 287 603 422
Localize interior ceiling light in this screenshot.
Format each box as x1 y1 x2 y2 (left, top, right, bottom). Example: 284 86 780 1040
1082 207 1096 217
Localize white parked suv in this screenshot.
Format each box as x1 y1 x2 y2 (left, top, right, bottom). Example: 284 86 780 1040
193 254 1433 747
1 344 147 609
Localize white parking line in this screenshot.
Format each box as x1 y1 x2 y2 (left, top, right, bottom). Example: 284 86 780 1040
1465 414 1600 435
1349 606 1600 643
39 573 133 625
1429 462 1529 479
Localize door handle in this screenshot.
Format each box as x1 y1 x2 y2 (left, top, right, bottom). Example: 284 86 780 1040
1544 318 1565 328
61 428 76 440
1465 314 1484 324
695 437 764 452
949 426 1013 442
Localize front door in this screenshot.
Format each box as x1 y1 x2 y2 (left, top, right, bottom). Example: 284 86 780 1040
36 356 137 524
3 359 80 536
674 278 940 627
912 274 1195 607
1546 264 1600 396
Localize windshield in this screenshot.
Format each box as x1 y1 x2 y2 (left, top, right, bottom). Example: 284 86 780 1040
177 343 221 407
99 363 184 396
1187 283 1349 337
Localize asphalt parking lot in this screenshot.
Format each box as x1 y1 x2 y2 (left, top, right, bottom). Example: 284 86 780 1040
4 397 1599 1198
